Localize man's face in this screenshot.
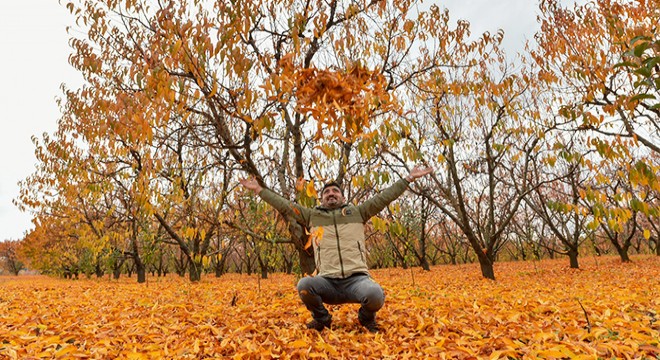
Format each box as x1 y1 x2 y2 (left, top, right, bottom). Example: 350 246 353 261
321 186 345 209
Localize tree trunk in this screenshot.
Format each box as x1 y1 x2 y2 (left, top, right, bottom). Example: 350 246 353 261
157 253 164 276
298 250 315 275
611 237 631 262
95 261 104 278
460 248 472 264
135 259 146 283
113 267 122 279
289 221 315 275
420 257 430 271
174 252 187 276
401 259 408 269
281 251 293 274
189 261 202 282
419 201 430 272
111 253 125 279
567 247 579 269
256 255 269 279
617 247 631 262
477 255 495 280
214 257 226 277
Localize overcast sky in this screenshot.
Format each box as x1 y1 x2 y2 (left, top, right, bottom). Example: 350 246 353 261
0 0 565 241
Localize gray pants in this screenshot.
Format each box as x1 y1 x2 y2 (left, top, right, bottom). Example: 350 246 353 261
296 273 385 323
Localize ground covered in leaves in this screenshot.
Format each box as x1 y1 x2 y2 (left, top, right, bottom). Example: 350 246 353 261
1 256 659 359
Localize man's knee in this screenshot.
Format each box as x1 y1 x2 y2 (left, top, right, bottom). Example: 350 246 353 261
362 281 385 309
297 276 318 298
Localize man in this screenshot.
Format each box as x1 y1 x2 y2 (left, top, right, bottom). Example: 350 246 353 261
239 166 433 332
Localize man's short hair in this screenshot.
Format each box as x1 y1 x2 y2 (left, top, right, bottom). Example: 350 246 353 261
321 181 343 195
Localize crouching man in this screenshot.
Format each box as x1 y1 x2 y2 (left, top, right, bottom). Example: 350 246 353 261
239 166 433 332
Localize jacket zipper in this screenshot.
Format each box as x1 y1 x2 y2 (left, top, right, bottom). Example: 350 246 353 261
357 241 365 263
316 243 321 272
333 211 345 278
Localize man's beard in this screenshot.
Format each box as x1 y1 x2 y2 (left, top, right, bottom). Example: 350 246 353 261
324 196 340 208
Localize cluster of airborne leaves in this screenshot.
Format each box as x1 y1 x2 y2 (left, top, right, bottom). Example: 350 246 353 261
0 256 658 359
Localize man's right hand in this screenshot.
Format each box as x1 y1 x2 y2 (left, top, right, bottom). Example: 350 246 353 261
239 177 263 194
406 166 434 182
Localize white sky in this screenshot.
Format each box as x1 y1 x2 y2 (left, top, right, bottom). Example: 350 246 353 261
0 0 564 241
0 0 82 241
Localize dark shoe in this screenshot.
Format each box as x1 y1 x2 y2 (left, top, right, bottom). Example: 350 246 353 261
306 317 332 331
359 318 380 333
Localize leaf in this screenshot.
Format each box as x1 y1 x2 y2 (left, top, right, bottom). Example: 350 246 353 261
629 93 656 102
634 66 652 77
641 56 660 69
643 229 651 240
54 345 77 357
290 339 309 348
633 41 650 57
629 35 652 47
306 181 317 198
613 61 638 69
371 217 388 232
303 235 313 251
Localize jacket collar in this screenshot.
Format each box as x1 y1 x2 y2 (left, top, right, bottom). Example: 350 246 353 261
316 203 349 211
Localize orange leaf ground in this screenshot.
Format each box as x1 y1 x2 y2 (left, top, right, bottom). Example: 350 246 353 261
1 256 658 359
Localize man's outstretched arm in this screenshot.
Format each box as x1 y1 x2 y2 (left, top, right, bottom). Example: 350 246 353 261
239 177 310 225
358 166 434 220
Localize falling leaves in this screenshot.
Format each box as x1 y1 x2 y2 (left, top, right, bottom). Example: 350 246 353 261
291 62 396 141
0 256 658 359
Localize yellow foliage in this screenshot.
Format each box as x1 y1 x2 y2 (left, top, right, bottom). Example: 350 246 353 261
371 216 389 232
306 181 318 198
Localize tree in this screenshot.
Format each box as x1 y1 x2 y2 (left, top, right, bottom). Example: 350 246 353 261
16 129 124 278
508 204 547 262
433 220 473 265
380 194 435 270
0 240 25 276
150 122 231 282
588 160 643 262
383 38 551 279
524 141 596 268
643 212 660 255
224 188 294 278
